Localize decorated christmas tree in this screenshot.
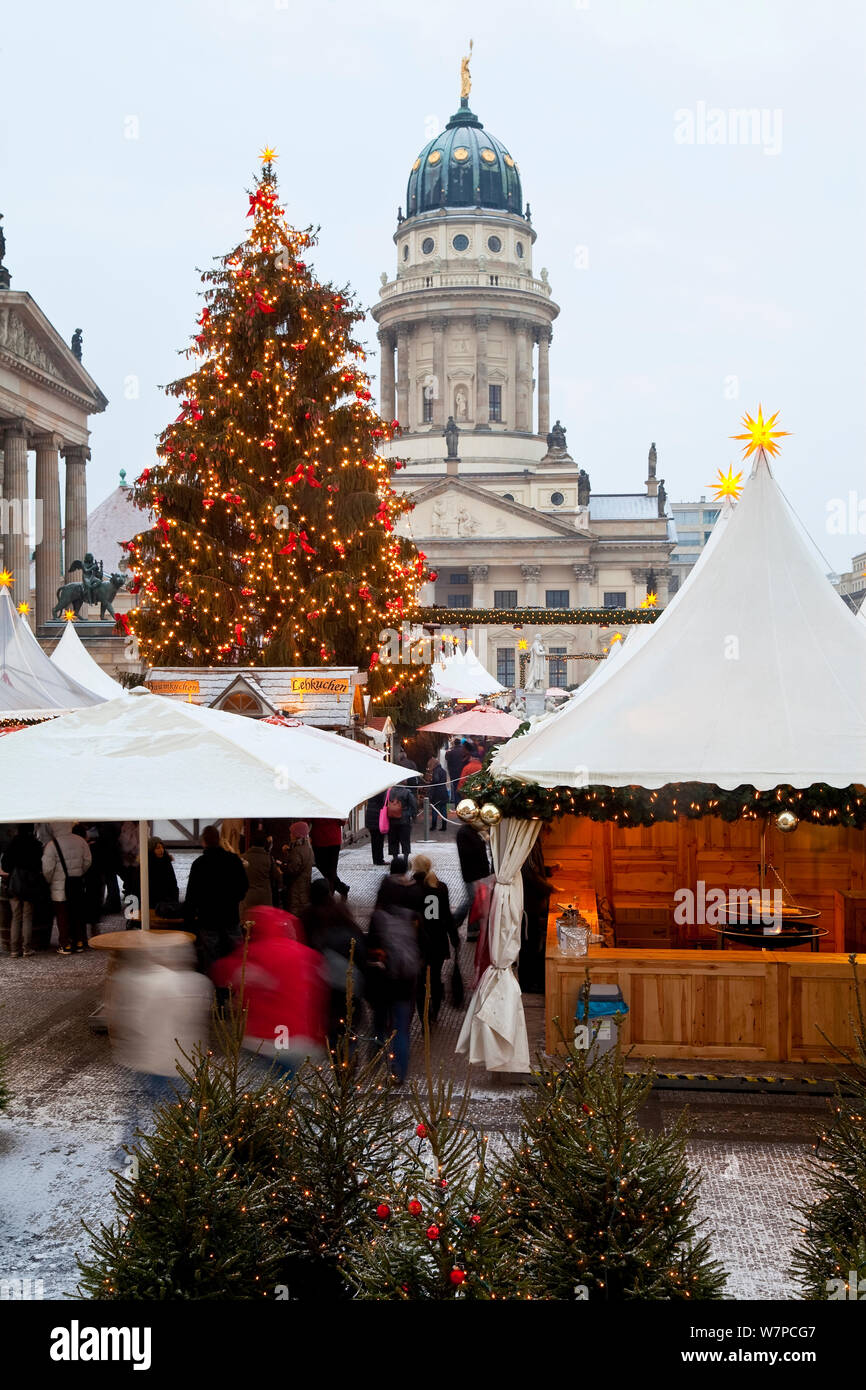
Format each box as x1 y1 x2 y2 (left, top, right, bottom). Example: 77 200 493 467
128 149 432 726
348 1016 519 1299
790 959 866 1300
503 1029 727 1300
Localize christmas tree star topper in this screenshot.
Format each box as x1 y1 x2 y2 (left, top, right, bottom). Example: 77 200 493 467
259 146 278 163
709 465 743 501
731 405 789 459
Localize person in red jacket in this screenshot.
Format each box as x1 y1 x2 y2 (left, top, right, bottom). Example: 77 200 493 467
309 818 350 899
210 905 328 1077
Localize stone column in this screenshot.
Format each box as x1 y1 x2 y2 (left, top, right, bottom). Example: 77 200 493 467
520 562 542 606
2 421 30 607
468 563 489 609
34 433 64 628
573 563 597 607
431 317 446 429
378 329 396 422
62 444 91 581
514 321 531 432
474 314 490 430
537 326 551 437
655 569 670 606
396 326 410 430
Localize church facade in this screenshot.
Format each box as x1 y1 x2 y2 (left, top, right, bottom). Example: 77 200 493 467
372 71 677 689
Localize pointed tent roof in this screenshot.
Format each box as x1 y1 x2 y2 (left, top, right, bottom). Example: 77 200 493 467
493 453 866 790
432 646 506 700
0 586 106 719
50 621 126 700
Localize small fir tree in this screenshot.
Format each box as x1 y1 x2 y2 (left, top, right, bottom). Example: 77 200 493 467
790 958 866 1300
129 148 432 729
503 1027 727 1300
76 1015 299 1300
348 1007 520 1299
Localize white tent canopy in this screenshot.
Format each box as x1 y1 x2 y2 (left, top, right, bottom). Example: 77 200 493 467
432 645 506 701
0 585 105 719
50 620 126 700
0 686 407 822
493 453 866 791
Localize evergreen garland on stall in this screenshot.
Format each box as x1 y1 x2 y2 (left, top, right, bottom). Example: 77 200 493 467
459 773 866 829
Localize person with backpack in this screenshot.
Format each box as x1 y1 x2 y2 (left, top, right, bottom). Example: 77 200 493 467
366 867 421 1083
42 822 92 954
408 853 459 1022
384 783 418 864
1 824 44 957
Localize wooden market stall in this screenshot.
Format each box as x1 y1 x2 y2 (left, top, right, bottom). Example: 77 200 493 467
460 417 866 1072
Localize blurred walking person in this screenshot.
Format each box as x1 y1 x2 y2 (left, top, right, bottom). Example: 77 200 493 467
184 824 249 975
366 871 420 1084
241 831 281 917
280 821 314 915
310 818 350 898
408 854 458 1022
384 783 417 865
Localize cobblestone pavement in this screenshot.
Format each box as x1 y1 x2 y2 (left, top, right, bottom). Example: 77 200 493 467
0 832 833 1300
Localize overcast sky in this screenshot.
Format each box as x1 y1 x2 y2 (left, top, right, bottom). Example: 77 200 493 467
3 0 864 571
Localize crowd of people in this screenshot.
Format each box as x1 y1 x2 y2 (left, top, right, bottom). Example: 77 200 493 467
2 732 552 1106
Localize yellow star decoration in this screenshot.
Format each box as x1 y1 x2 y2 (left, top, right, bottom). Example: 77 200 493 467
731 405 789 459
610 632 624 643
63 608 77 622
259 146 278 164
709 465 743 501
17 601 30 616
0 569 13 588
640 592 658 609
518 638 529 650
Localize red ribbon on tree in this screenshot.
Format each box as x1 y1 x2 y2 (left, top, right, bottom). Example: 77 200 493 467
175 398 203 422
156 517 170 540
113 613 131 637
279 529 316 555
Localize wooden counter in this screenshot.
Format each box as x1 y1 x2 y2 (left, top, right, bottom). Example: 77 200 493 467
545 935 866 1062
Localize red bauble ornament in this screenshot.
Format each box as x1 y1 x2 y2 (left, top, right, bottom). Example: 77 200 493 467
449 1269 466 1286
469 1213 481 1227
581 1103 590 1114
415 1123 427 1138
375 1203 390 1222
439 1178 448 1189
408 1200 422 1217
426 1224 440 1241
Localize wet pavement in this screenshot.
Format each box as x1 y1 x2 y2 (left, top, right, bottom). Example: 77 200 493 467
0 832 834 1300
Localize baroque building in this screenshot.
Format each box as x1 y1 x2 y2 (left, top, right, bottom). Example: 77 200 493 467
373 68 676 690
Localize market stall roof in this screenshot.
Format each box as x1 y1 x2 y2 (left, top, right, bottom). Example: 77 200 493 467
419 704 520 737
492 451 866 791
432 646 506 701
0 582 106 719
49 620 127 700
0 686 408 822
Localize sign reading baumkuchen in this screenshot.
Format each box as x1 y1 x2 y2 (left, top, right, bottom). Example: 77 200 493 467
289 677 351 695
147 679 201 695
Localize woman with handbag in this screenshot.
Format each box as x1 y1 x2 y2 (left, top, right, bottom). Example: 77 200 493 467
384 784 418 864
1 824 44 957
42 822 92 954
365 790 388 866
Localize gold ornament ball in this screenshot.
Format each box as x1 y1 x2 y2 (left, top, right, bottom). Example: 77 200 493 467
456 798 479 821
479 803 502 825
776 810 799 833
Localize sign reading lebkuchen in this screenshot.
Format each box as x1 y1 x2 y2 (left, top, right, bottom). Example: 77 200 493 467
148 679 200 695
290 677 351 695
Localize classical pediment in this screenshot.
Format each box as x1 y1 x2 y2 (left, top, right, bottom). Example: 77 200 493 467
401 477 588 541
0 293 107 411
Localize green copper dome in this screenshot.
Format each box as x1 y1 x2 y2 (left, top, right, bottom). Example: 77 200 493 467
406 100 524 218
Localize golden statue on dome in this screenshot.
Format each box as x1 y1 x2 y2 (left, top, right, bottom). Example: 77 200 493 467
460 39 473 100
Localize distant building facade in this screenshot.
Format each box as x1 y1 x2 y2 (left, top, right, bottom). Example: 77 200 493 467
669 496 720 589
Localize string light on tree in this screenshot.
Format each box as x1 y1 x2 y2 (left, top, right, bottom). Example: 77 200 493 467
129 150 432 727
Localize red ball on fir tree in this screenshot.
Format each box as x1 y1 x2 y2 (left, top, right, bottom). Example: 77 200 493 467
449 1269 467 1286
408 1200 423 1217
375 1203 391 1222
426 1224 440 1241
469 1213 481 1227
415 1123 427 1138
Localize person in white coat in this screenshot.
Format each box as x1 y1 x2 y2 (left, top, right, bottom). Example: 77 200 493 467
42 821 92 954
106 936 213 1155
